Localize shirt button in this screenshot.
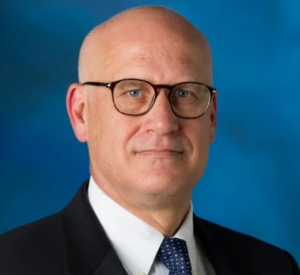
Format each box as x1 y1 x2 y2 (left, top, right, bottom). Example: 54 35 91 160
137 273 145 275
192 271 198 275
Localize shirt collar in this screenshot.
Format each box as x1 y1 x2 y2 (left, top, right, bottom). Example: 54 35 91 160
88 176 197 275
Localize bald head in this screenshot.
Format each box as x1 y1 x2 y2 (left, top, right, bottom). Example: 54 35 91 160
78 6 212 84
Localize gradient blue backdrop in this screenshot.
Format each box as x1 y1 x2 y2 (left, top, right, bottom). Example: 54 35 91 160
1 0 299 265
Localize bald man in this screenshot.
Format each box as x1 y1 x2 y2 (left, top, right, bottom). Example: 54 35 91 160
0 6 299 275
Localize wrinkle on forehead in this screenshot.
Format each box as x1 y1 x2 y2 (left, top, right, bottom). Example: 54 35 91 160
78 6 212 84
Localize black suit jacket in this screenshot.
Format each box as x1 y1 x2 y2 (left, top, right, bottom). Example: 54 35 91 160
0 179 299 275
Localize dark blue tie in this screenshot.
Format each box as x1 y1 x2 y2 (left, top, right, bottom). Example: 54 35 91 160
157 237 193 275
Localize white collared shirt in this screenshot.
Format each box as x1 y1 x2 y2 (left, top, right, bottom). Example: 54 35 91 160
88 176 215 275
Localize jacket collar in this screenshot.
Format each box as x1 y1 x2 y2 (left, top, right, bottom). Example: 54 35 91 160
193 215 241 275
60 179 127 275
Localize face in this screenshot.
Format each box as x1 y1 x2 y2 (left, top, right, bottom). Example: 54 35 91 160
71 19 217 204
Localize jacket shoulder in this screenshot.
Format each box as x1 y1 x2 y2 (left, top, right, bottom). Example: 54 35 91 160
0 213 65 274
196 217 299 274
198 217 277 248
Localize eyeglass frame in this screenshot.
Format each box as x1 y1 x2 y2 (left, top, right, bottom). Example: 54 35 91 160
81 78 217 119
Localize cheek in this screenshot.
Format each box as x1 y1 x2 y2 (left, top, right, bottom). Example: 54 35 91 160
88 104 140 165
183 119 211 162
87 101 114 159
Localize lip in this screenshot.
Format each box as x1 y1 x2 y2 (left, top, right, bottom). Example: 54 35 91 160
136 149 183 156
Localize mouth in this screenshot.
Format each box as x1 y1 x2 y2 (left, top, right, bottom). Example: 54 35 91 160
136 149 183 157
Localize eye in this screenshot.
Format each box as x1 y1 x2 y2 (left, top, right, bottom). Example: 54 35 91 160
127 89 142 97
175 89 190 98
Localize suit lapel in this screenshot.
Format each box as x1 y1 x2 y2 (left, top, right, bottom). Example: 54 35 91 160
92 249 129 275
61 180 127 275
193 215 240 275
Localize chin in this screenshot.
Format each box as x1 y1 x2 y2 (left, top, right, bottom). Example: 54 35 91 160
133 173 188 196
140 158 185 174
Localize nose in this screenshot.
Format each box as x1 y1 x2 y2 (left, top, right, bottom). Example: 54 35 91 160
142 89 179 135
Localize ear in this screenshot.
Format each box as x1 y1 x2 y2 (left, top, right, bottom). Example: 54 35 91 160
66 83 88 142
209 93 217 143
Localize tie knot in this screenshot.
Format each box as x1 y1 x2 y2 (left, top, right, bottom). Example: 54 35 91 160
157 238 192 275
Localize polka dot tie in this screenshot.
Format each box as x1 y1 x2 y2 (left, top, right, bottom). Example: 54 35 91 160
157 237 193 275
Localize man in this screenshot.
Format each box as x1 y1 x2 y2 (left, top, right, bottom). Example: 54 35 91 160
0 5 299 275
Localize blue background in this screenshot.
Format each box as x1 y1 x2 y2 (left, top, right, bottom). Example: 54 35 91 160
1 0 299 265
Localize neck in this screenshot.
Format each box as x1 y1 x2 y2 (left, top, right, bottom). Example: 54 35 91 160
91 174 192 237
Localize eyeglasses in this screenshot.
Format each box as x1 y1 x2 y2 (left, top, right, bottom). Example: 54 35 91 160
82 78 217 119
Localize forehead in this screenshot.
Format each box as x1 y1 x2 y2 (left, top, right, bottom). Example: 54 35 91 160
94 44 210 86
84 20 211 85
